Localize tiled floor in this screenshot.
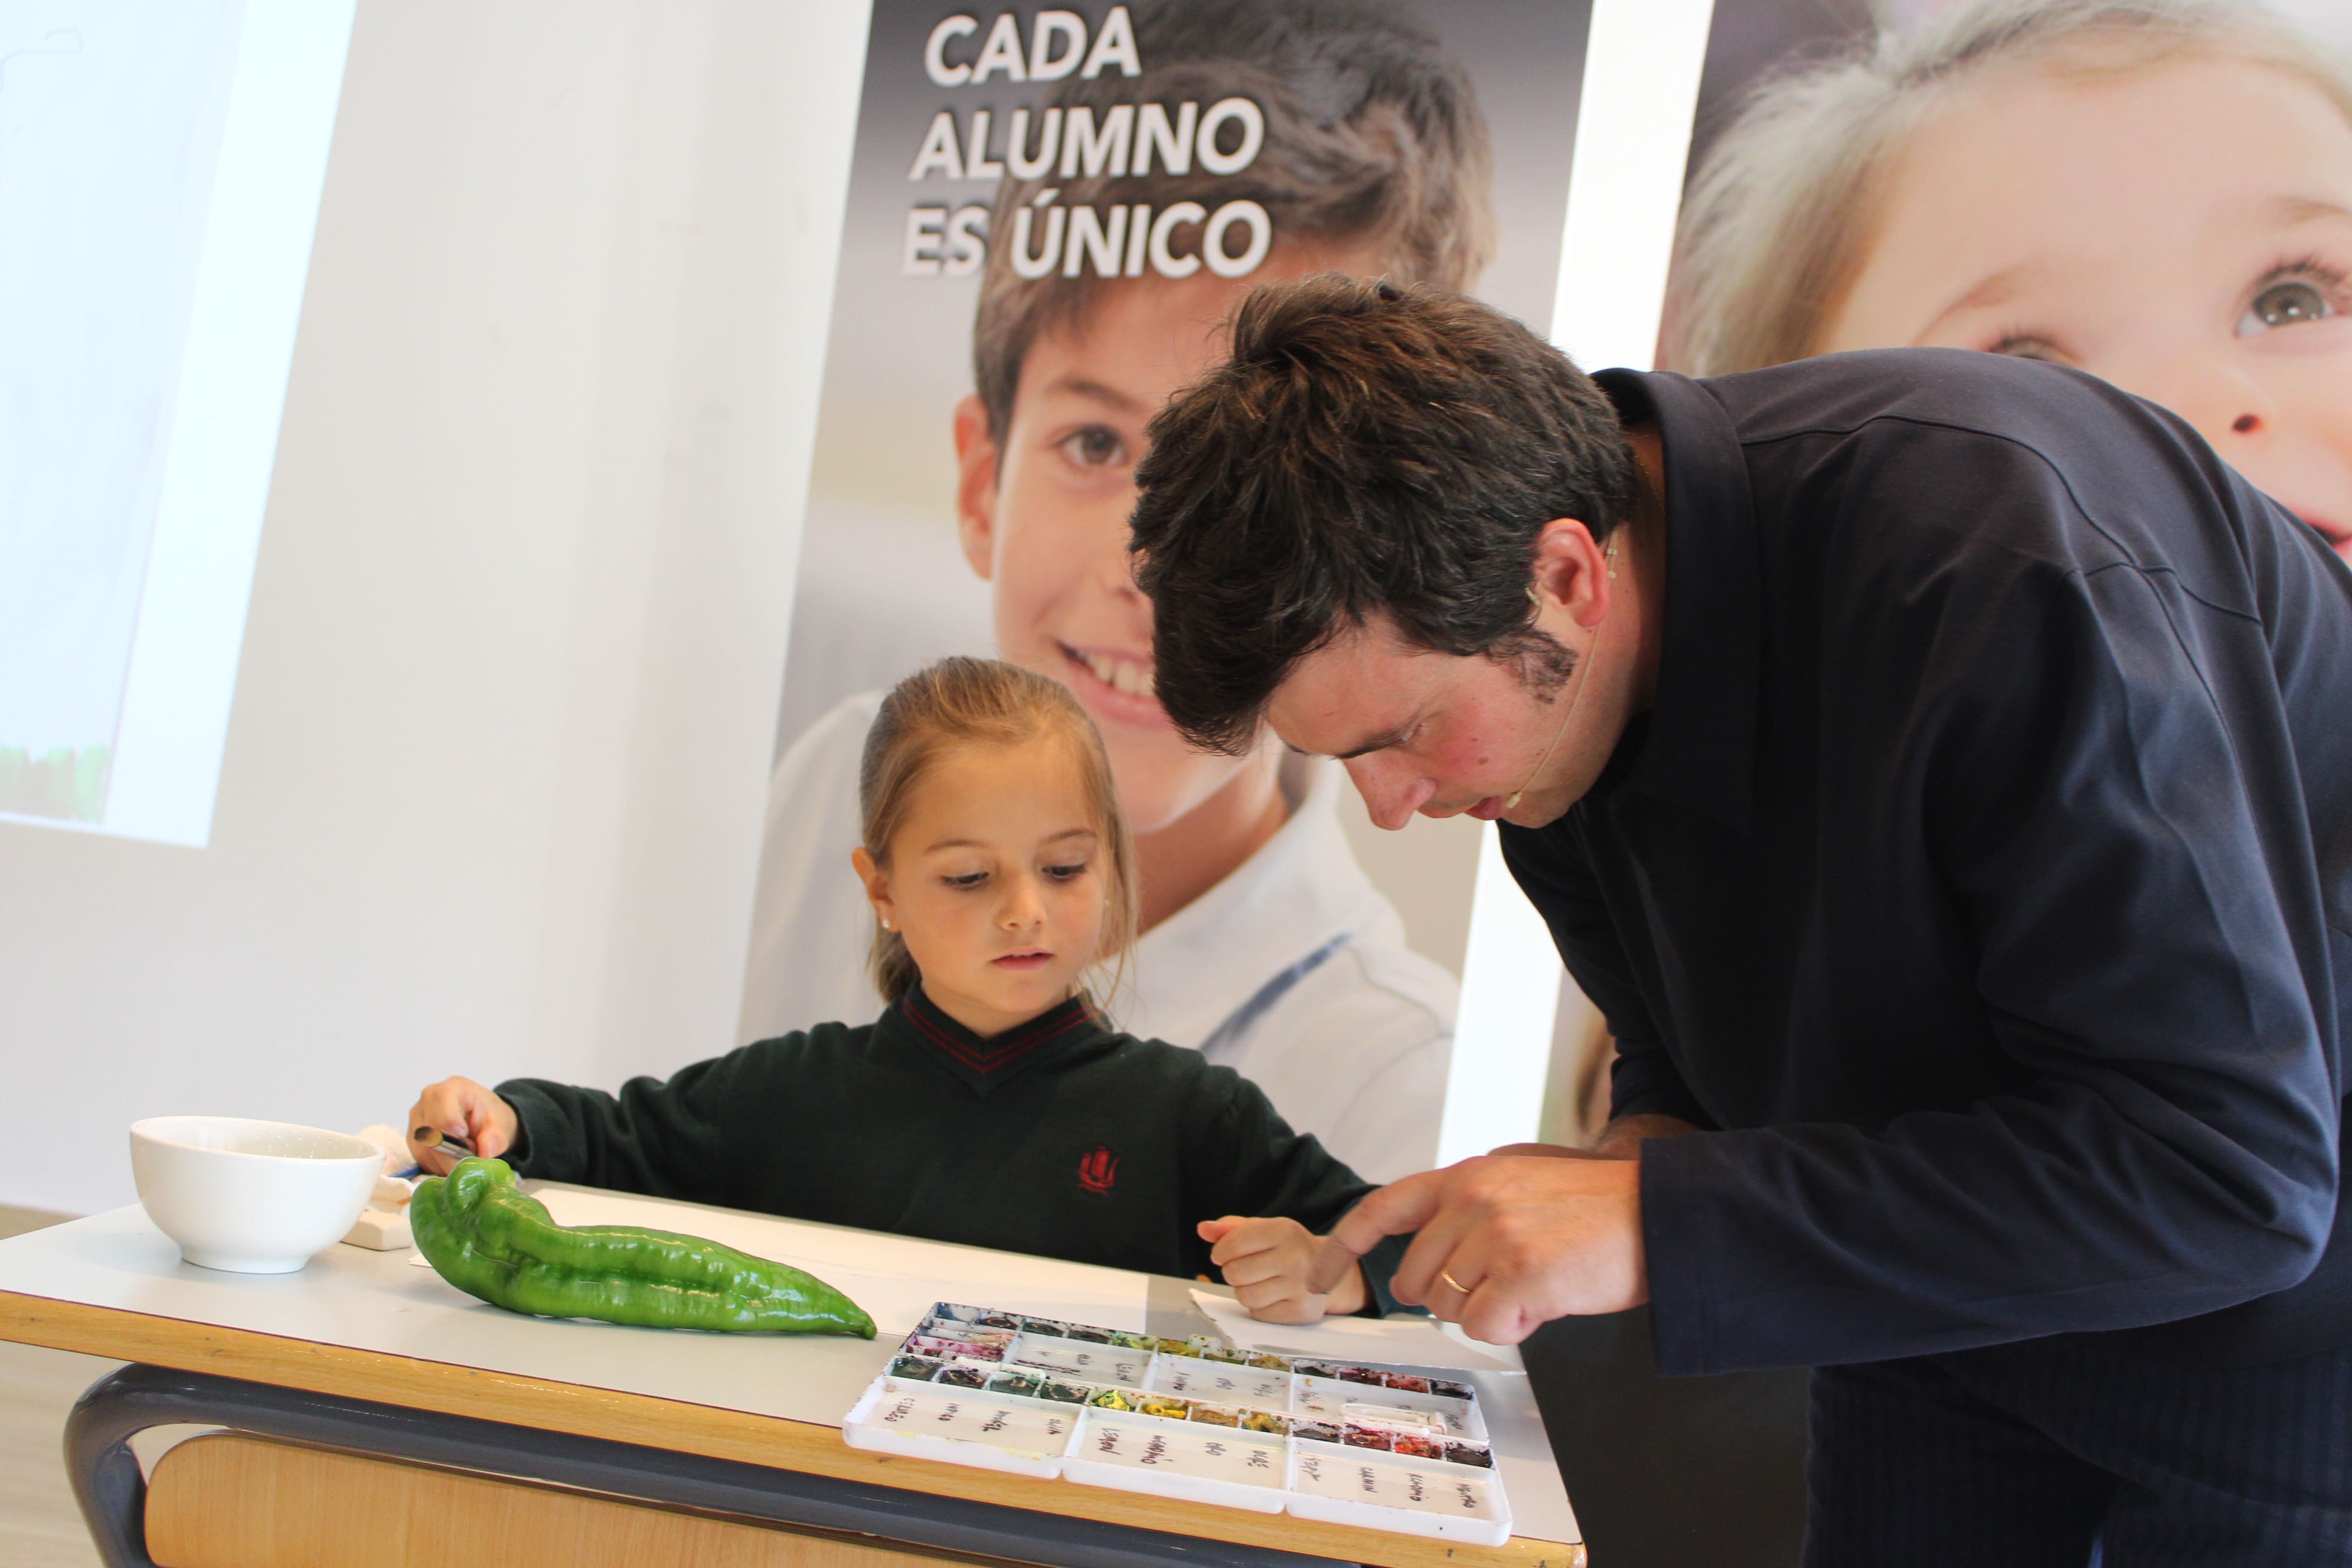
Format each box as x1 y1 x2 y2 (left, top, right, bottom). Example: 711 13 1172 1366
0 1207 113 1568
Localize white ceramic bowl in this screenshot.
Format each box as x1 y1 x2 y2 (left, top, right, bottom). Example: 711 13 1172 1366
130 1116 384 1274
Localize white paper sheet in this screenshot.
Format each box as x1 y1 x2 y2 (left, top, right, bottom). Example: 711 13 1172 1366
1186 1288 1525 1375
407 1185 1148 1337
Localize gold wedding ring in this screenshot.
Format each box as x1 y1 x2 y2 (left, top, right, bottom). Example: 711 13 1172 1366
1438 1268 1472 1295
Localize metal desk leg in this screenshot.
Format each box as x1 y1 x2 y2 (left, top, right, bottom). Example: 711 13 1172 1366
65 1363 1349 1568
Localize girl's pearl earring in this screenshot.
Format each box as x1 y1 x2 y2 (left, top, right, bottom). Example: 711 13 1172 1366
880 917 892 930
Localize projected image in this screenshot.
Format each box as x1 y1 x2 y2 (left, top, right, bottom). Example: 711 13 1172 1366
0 0 354 844
0 8 238 824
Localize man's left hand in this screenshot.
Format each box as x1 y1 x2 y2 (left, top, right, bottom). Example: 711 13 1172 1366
1310 1154 1648 1344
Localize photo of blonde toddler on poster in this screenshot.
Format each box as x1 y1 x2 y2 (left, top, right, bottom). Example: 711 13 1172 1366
1667 0 2352 563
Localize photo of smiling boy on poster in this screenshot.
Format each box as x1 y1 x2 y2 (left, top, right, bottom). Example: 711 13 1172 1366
741 0 1596 1182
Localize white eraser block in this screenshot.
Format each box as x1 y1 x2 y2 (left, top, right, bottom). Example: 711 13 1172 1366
341 1208 413 1251
372 1172 417 1206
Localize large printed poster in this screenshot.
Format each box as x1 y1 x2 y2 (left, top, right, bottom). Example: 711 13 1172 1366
1489 0 2352 1146
743 0 1595 1182
1664 0 2351 564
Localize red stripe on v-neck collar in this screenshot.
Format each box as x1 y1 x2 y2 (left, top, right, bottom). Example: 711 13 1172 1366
901 991 1097 1074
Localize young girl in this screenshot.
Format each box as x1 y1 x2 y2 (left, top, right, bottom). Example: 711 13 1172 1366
408 657 1396 1324
1663 0 2352 563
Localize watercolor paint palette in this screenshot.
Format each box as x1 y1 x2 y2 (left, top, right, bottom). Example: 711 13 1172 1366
841 1302 1511 1544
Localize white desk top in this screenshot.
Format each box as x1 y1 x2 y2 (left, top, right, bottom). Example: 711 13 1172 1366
0 1187 1577 1544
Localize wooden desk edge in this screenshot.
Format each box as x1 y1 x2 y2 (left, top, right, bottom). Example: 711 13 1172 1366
0 1290 1581 1568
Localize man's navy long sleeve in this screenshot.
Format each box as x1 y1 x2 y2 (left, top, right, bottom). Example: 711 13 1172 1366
1503 349 2351 1375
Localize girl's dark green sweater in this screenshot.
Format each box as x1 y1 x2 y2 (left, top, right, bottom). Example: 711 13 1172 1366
496 987 1410 1308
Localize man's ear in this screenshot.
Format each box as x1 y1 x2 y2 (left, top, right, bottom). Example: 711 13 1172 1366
851 846 896 929
953 394 1000 582
1526 517 1611 627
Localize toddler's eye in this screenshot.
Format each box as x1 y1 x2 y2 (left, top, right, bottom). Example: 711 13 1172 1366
1984 332 2069 365
2237 276 2338 336
1056 426 1128 469
943 872 988 890
1043 861 1090 882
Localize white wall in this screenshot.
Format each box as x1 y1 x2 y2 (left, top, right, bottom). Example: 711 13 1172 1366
0 0 870 1214
1436 0 1714 1165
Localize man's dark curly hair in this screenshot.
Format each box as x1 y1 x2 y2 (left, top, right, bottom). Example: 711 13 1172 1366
1129 276 1637 754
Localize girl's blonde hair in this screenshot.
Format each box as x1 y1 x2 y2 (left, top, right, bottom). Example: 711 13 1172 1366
1662 0 2352 377
858 657 1140 1010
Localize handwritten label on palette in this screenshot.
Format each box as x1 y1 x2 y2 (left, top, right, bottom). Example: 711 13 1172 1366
1293 1449 1503 1521
1011 1332 1149 1388
874 1384 1074 1460
1084 1415 1287 1488
1152 1356 1292 1412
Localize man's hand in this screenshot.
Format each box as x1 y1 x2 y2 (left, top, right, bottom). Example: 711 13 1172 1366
406 1076 519 1174
1491 1113 1698 1162
1306 1154 1648 1345
1200 1216 1368 1324
1590 1113 1697 1158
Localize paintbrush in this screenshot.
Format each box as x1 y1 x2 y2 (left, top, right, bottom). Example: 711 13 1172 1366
410 1125 477 1164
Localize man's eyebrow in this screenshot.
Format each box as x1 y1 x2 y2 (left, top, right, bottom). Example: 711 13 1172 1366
1287 727 1410 762
1040 373 1147 414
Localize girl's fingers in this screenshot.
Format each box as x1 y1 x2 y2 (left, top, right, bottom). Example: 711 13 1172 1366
1233 1277 1318 1321
415 1084 464 1132
1218 1248 1296 1289
408 1080 492 1171
1207 1219 1289 1268
1209 1234 1270 1269
403 1099 442 1165
1304 1235 1363 1296
1246 1296 1321 1325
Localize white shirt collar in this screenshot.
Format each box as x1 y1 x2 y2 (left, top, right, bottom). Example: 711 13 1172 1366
1112 753 1402 1046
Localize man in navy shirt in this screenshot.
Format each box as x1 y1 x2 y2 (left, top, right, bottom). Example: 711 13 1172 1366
1129 276 2351 1563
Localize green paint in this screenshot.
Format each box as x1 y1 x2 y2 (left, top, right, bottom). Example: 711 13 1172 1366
0 746 113 823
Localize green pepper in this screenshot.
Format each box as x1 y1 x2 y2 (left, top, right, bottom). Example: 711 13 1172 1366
411 1158 874 1337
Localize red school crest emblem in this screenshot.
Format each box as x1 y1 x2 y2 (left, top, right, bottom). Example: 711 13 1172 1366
1078 1145 1118 1195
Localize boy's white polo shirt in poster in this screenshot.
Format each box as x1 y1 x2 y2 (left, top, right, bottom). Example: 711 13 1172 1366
739 692 1458 1184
